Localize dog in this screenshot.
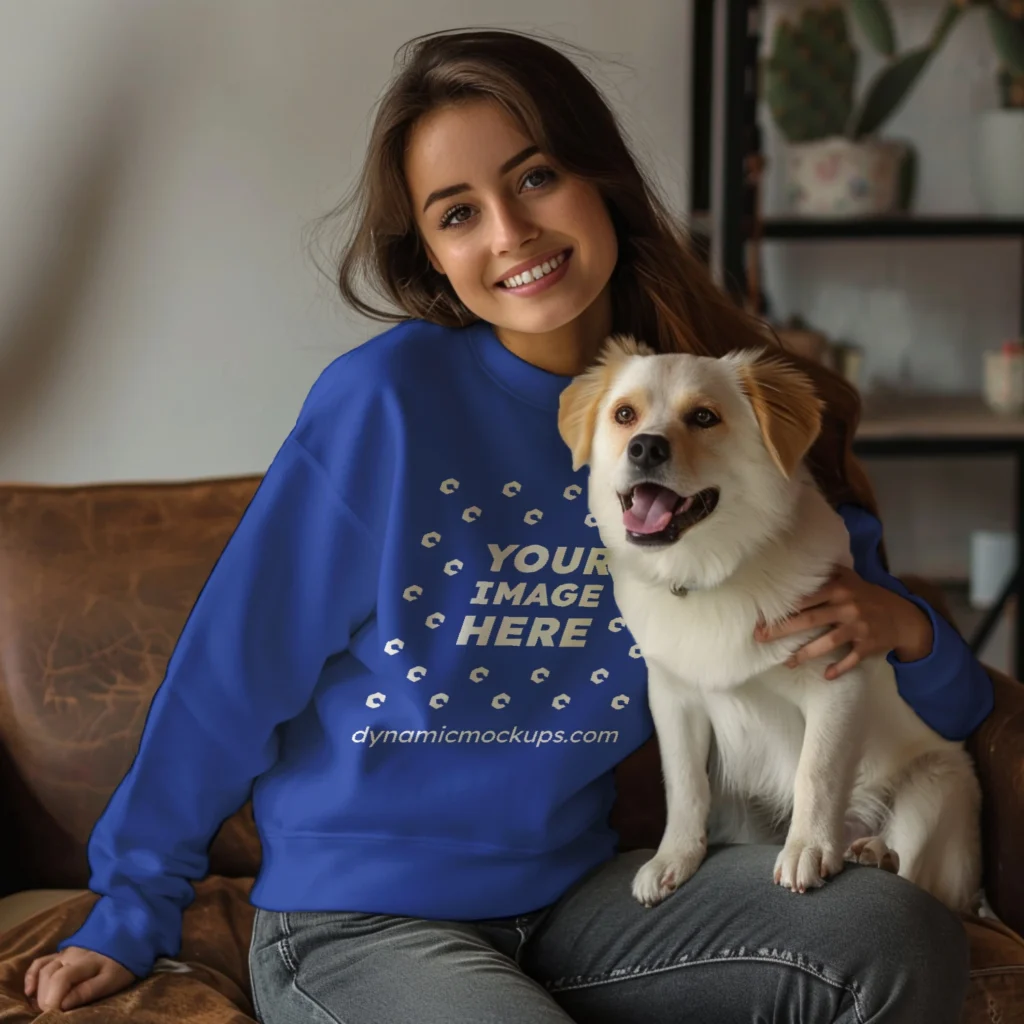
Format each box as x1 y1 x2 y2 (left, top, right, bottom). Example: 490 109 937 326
557 335 982 912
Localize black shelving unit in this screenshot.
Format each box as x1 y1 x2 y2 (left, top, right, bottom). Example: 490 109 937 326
762 216 1024 240
696 0 761 299
695 0 1024 675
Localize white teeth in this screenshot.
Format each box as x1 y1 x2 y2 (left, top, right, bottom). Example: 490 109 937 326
502 251 566 290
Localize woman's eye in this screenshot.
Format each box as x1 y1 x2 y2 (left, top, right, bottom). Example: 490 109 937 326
438 168 555 230
615 406 636 424
522 166 556 191
439 204 473 230
689 407 720 428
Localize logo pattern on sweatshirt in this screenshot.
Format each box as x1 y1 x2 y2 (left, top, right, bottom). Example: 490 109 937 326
369 474 643 715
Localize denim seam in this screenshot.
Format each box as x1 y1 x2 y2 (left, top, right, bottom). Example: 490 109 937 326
278 912 350 1024
278 914 300 975
248 909 266 1024
544 951 865 1024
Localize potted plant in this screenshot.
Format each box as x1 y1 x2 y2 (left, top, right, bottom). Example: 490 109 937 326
764 1 964 217
970 1 1024 215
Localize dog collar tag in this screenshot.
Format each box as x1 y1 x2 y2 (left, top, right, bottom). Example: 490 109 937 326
670 582 689 598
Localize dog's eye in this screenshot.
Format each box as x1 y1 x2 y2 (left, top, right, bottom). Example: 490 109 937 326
688 407 720 428
614 405 636 425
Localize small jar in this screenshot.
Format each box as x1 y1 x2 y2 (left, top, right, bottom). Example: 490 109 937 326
983 340 1024 416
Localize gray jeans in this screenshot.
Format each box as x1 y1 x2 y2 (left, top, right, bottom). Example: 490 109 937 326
248 844 969 1023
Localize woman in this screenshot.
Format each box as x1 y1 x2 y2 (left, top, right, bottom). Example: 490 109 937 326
26 27 992 1023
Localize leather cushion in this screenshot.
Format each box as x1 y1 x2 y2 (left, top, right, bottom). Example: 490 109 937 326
0 478 263 895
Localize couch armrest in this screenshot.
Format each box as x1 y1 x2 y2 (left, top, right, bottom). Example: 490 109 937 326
966 666 1024 936
897 575 1024 933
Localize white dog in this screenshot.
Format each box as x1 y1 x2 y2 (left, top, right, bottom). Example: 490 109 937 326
558 335 982 913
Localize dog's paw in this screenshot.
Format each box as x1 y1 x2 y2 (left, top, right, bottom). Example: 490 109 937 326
774 839 844 893
844 836 900 874
631 843 706 908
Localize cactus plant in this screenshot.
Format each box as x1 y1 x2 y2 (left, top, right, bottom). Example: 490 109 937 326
764 5 856 142
765 2 965 143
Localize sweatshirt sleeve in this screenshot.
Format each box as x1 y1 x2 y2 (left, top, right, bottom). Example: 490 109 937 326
839 503 994 741
56 432 379 978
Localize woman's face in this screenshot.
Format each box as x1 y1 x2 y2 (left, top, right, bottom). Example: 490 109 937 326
404 99 618 338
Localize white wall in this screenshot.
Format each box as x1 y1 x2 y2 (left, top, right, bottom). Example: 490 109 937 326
0 0 692 484
759 1 1018 581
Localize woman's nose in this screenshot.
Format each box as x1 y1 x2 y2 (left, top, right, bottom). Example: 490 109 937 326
489 199 539 254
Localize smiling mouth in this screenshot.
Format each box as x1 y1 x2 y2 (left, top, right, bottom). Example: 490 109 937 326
496 248 572 289
619 484 720 545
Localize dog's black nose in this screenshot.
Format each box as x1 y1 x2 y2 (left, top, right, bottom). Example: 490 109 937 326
628 433 671 470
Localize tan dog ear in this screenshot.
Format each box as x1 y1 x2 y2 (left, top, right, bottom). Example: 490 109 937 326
558 368 607 471
557 334 653 471
737 356 824 478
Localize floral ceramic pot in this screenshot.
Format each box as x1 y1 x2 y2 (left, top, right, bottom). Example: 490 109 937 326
783 136 910 217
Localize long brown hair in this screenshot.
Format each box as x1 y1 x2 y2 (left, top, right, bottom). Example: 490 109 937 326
309 28 881 532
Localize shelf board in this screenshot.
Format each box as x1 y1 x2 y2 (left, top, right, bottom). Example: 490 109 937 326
760 215 1024 240
856 393 1024 442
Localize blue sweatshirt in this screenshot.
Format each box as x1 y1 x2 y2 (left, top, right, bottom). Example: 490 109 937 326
59 319 994 978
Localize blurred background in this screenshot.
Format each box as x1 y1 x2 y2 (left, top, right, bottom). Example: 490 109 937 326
0 0 1019 673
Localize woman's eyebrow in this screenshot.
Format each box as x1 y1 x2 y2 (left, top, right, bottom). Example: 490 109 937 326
421 145 540 213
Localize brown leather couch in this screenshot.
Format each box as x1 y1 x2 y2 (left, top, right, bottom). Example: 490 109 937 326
0 476 1022 1022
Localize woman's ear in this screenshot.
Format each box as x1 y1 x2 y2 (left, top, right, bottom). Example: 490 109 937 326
737 356 824 478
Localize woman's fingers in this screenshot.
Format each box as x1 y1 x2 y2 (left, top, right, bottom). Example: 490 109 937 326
23 953 59 996
786 625 857 667
757 603 843 641
35 958 100 1012
59 966 123 1011
26 946 135 1012
825 648 864 680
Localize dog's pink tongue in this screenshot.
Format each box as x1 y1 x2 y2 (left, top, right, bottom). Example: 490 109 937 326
624 485 689 534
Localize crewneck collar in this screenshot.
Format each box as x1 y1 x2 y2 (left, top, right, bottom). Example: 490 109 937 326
468 321 574 412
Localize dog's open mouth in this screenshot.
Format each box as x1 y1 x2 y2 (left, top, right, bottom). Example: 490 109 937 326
619 484 720 544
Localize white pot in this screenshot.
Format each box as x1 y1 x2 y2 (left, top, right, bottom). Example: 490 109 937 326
974 109 1024 216
784 137 909 217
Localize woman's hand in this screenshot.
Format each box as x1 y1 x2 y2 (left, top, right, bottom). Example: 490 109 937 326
24 946 136 1012
753 564 934 680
